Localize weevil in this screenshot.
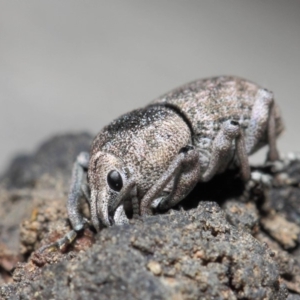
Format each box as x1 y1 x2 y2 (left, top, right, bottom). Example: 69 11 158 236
40 76 284 251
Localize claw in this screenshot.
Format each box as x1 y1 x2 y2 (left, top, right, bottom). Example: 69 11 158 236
151 198 163 209
38 230 77 253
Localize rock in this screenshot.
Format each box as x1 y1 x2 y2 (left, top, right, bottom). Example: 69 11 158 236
0 133 300 299
260 214 300 250
1 132 93 189
222 200 259 234
0 203 288 300
0 132 92 252
147 261 162 276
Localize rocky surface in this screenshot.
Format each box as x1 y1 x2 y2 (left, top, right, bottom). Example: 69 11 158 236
0 133 300 299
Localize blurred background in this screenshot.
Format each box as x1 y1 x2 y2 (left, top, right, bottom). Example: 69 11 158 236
0 0 299 173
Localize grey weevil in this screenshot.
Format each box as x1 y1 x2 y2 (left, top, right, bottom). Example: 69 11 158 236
40 76 284 251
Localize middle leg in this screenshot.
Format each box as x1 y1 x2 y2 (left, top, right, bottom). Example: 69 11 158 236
202 120 250 182
245 88 281 162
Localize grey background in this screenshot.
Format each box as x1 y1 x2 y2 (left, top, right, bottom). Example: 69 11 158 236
0 1 299 173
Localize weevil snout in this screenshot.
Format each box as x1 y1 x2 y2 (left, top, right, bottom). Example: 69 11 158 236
88 151 130 230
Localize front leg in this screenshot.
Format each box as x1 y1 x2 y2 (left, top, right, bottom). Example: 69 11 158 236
68 151 90 232
39 152 90 253
140 146 201 215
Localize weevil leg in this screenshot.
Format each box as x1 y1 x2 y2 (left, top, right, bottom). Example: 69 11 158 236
202 120 250 182
81 183 91 205
38 152 90 253
130 184 140 219
114 205 130 225
239 170 273 202
39 217 91 254
259 152 300 186
250 170 273 187
111 178 139 219
67 151 90 232
236 128 251 181
140 146 201 215
151 188 172 210
245 88 280 161
38 230 78 253
267 101 280 161
156 156 201 211
277 152 300 172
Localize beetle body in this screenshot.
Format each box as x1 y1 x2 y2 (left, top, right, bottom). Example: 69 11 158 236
152 76 283 160
67 76 283 236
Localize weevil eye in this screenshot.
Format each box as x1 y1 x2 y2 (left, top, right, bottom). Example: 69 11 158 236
230 120 239 126
107 170 123 191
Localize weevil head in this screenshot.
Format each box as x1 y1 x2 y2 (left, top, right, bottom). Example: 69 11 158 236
88 151 130 229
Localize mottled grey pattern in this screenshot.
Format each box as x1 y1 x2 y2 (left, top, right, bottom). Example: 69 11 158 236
152 76 284 169
90 106 191 195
